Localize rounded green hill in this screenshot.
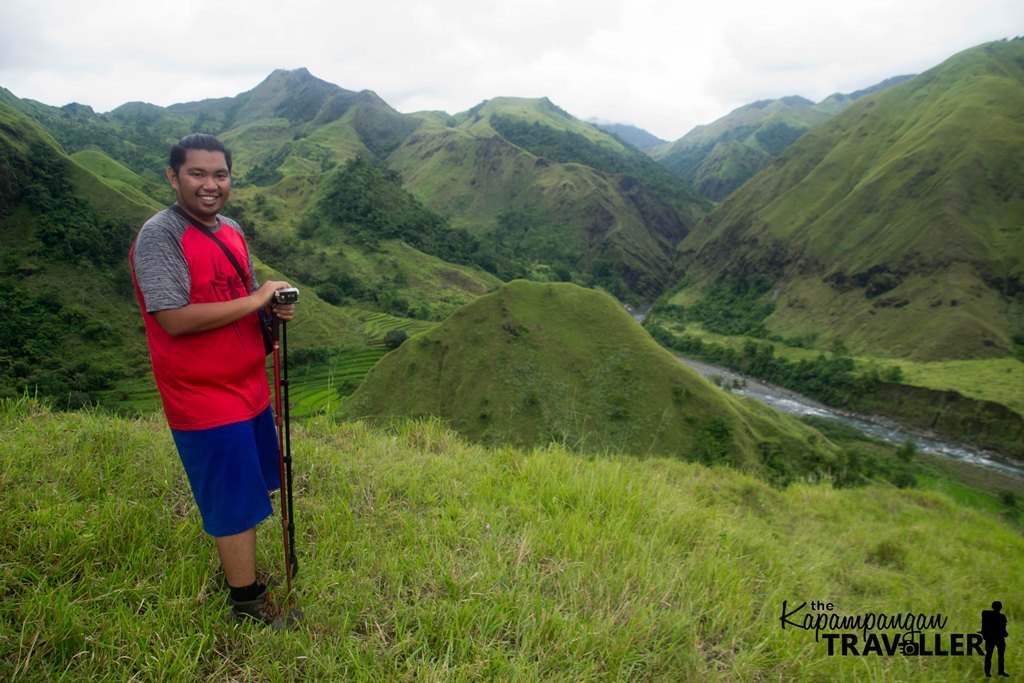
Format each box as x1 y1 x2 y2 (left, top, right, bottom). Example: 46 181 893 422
343 280 839 481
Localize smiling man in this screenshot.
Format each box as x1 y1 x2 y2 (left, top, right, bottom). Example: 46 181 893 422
129 133 302 629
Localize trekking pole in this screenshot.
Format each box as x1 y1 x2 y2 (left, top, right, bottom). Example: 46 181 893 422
271 317 294 597
270 287 300 596
281 317 299 582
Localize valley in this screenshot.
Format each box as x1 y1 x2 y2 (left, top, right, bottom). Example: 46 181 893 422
1 33 1023 682
1 38 1022 491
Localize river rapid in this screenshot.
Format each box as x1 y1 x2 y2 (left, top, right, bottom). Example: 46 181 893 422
678 357 1024 480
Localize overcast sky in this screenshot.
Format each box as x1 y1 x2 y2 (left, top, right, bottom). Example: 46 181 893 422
2 0 1021 141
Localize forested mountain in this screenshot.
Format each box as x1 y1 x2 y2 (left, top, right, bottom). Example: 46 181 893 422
590 120 668 151
3 40 1022 424
388 96 709 300
3 69 707 304
663 39 1024 362
650 76 913 201
0 100 166 404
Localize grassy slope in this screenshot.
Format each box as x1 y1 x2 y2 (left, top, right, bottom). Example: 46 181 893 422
656 319 1024 417
675 39 1024 362
650 97 834 201
387 99 693 299
2 399 1021 681
344 281 843 479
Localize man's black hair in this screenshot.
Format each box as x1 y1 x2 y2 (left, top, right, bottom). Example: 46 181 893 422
169 133 232 174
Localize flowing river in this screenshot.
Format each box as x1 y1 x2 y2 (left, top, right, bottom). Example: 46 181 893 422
677 357 1024 480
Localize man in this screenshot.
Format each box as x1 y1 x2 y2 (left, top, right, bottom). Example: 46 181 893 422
981 601 1009 678
130 133 301 629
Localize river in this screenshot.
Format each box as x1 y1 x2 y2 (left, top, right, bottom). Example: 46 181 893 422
677 357 1024 480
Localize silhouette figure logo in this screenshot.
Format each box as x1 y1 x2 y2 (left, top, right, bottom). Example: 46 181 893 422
980 601 1009 678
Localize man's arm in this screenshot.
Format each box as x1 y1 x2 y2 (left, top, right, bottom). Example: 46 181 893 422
154 280 292 336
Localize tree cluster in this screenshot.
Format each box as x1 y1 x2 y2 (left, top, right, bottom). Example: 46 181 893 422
646 324 902 407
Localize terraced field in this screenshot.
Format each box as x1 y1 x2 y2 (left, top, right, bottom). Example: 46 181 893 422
283 312 437 418
358 310 436 347
284 348 389 418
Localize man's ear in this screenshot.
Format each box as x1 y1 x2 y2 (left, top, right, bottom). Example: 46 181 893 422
166 167 178 188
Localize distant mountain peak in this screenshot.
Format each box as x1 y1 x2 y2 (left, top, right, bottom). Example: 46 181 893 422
255 67 339 93
588 120 667 151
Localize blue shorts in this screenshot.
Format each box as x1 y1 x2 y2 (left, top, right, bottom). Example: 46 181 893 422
171 406 281 537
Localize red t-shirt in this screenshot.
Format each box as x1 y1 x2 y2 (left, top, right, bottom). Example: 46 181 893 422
130 207 269 430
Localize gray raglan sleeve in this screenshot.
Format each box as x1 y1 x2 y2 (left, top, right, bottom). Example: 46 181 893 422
132 213 192 313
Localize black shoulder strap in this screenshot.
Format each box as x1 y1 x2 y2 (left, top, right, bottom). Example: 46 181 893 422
170 205 251 293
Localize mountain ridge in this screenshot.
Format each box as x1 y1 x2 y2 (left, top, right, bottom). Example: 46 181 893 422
649 75 915 201
664 38 1024 362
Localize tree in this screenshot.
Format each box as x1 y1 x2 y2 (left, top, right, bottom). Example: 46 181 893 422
382 329 408 350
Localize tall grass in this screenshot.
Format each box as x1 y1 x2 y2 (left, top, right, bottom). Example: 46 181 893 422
1 398 1021 681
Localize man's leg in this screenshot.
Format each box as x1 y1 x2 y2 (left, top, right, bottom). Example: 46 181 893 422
217 527 257 589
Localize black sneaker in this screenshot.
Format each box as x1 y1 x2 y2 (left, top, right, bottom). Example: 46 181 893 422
229 587 303 630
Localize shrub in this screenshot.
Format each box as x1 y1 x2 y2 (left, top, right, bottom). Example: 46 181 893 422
382 329 409 350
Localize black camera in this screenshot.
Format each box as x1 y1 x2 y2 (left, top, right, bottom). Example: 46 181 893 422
273 287 299 304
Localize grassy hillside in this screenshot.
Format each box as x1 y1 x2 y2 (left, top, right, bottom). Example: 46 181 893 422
651 96 833 201
387 99 704 301
343 280 856 483
2 398 1021 681
651 77 914 203
671 39 1024 362
0 101 375 411
5 70 705 303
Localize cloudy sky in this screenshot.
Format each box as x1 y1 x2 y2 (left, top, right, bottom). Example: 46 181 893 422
2 0 1020 141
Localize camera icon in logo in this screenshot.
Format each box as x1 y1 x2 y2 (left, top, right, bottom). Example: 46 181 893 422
898 634 919 656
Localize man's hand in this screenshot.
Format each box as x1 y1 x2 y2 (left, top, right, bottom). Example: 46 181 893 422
155 279 295 336
256 280 297 322
271 302 296 322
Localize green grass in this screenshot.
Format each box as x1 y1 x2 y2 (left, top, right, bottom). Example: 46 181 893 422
675 39 1024 362
653 320 1024 422
345 281 846 481
2 397 1022 681
893 357 1024 416
286 348 388 418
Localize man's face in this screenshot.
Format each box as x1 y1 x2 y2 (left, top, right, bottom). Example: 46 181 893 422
166 149 231 226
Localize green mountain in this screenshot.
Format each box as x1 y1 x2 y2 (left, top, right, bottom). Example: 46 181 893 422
0 100 165 405
4 71 707 303
344 280 846 483
650 77 912 201
667 39 1024 362
589 120 668 151
0 68 712 407
0 100 373 406
387 96 708 300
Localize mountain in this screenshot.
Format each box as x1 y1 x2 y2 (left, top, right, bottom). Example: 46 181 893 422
0 69 711 405
589 120 668 151
163 76 711 303
0 100 380 406
0 100 165 405
4 72 708 303
666 39 1024 362
387 96 709 300
343 280 844 482
650 77 913 201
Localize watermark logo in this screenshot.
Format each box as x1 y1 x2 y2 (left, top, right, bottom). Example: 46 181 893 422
779 599 1010 676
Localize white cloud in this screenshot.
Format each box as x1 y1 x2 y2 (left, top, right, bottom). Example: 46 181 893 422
1 0 1021 140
